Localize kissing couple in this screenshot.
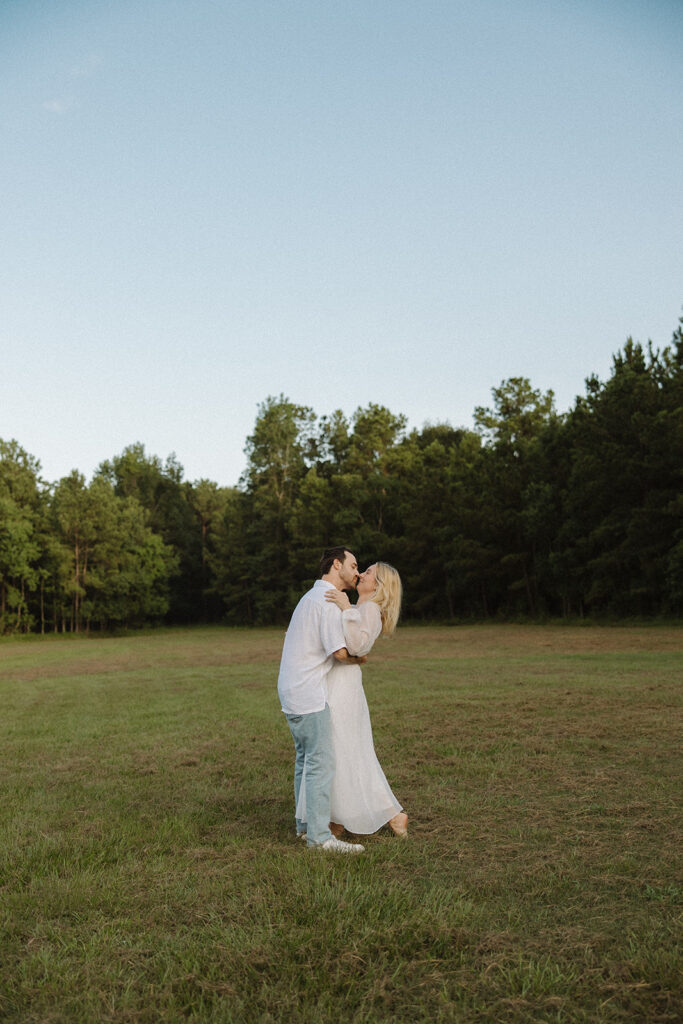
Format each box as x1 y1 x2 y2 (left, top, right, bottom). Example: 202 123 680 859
277 546 408 853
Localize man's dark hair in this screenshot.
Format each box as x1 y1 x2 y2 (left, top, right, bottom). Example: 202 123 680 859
320 546 351 576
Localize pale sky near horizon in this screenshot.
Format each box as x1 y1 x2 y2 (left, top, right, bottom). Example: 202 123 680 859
1 0 682 488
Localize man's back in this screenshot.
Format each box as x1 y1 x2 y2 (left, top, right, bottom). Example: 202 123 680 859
277 580 345 716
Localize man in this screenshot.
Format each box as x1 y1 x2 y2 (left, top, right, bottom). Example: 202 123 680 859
277 546 366 853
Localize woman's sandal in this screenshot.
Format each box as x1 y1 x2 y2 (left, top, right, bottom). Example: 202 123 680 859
330 822 345 838
389 812 408 837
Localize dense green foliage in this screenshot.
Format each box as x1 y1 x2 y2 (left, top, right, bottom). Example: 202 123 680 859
1 322 681 631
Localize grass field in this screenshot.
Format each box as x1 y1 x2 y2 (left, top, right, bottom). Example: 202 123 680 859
1 624 681 1023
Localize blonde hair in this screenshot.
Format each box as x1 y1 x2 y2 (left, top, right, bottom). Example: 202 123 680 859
371 562 402 636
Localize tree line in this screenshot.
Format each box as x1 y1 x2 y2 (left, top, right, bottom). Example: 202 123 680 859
1 323 681 633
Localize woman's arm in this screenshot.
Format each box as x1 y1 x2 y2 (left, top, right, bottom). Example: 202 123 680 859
340 602 382 657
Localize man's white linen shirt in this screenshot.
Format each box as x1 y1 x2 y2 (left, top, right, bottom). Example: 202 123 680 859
277 580 346 715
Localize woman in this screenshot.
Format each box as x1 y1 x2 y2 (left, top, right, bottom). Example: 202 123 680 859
297 562 408 837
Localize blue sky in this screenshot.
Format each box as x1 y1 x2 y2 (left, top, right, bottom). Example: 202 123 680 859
1 0 681 487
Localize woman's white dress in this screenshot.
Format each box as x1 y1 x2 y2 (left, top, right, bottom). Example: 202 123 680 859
296 601 403 835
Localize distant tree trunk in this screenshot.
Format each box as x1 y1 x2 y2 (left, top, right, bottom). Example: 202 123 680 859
73 535 84 633
445 572 454 618
521 555 535 616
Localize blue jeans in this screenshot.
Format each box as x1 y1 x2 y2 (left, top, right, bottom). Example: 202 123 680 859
285 704 334 847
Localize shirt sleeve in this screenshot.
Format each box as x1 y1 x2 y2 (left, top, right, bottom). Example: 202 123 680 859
341 602 382 656
319 599 347 657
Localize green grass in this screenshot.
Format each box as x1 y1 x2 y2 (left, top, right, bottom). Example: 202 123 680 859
1 625 681 1023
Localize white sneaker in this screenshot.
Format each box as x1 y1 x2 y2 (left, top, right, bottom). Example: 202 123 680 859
319 836 365 854
297 832 307 841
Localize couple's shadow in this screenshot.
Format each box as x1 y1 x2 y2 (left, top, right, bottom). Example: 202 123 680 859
206 791 293 843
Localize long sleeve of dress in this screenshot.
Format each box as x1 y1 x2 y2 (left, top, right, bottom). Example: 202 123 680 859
341 602 382 657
